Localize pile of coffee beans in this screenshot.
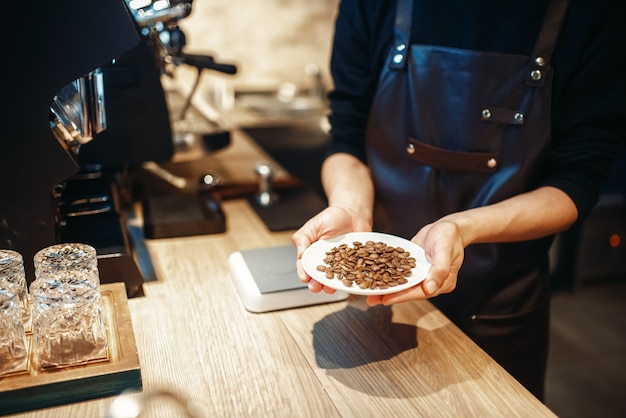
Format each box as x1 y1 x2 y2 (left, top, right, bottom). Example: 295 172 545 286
316 241 416 290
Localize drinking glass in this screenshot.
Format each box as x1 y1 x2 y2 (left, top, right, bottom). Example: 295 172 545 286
0 249 30 330
0 285 28 376
30 243 107 368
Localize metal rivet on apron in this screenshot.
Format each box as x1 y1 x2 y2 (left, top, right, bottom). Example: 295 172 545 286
406 143 415 154
393 53 404 64
471 314 477 320
481 108 491 119
514 112 524 122
530 69 542 81
487 158 497 168
535 56 546 66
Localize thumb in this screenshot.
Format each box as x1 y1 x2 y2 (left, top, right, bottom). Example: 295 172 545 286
423 278 440 295
420 247 451 296
292 234 312 259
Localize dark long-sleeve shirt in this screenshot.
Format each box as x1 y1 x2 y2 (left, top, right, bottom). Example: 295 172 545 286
327 0 626 220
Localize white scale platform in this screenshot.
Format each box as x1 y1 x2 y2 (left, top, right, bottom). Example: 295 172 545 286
229 245 348 313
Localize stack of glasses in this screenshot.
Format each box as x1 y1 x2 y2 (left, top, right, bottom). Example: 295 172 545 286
0 243 108 376
0 250 29 375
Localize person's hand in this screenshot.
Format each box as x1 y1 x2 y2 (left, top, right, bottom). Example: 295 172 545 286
366 219 465 306
291 205 372 293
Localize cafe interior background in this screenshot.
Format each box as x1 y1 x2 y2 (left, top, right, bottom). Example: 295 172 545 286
2 0 624 416
182 6 626 417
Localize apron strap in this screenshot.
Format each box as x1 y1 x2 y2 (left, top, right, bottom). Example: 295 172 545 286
388 0 571 80
525 0 570 87
388 0 414 70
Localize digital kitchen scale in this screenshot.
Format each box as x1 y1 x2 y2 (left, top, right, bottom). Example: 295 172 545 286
228 245 348 313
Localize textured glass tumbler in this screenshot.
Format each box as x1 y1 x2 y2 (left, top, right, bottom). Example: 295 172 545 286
0 249 30 330
0 286 29 376
31 243 107 368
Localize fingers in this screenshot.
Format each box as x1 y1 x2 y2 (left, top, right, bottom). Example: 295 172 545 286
305 277 336 294
421 262 450 296
366 262 454 306
321 284 337 294
307 279 323 292
366 294 383 306
295 247 337 294
292 227 315 283
367 283 429 306
295 258 310 283
291 233 311 259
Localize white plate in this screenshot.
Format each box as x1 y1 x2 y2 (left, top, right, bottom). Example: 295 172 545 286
301 232 430 296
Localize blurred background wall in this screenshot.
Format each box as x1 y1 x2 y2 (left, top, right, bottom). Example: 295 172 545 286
178 0 339 91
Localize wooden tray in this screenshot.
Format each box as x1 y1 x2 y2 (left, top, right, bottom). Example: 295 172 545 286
0 282 142 415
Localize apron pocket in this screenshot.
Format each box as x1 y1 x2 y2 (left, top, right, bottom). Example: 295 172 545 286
407 137 499 173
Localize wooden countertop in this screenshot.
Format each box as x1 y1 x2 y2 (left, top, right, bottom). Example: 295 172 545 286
6 118 557 416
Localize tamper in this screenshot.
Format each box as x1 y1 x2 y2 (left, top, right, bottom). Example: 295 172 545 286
248 163 327 231
255 163 279 207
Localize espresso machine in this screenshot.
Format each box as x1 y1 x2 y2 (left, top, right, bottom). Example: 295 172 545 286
0 0 178 296
2 0 140 284
2 0 239 297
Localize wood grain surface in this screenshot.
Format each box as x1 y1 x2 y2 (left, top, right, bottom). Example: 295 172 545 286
5 130 557 417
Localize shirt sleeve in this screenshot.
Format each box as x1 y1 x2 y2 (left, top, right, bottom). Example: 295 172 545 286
542 1 626 221
326 0 390 163
325 0 626 222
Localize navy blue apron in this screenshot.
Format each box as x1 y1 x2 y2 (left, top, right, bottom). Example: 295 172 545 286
365 0 569 399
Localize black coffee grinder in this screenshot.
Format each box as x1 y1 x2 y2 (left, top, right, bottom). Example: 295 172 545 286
1 0 166 296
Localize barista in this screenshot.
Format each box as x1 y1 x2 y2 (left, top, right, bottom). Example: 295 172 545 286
292 0 626 399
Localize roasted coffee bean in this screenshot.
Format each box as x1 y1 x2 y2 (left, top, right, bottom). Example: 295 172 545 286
316 240 416 290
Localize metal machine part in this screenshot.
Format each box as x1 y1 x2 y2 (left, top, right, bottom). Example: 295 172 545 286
124 0 237 114
2 0 140 285
125 0 192 75
254 163 279 207
124 0 237 80
140 161 220 192
126 0 192 26
49 68 107 150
